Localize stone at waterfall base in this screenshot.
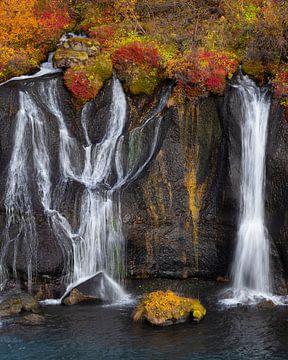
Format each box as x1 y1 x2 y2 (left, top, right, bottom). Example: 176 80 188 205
0 292 45 325
20 313 45 325
0 292 40 318
257 299 276 309
62 288 101 306
133 290 206 326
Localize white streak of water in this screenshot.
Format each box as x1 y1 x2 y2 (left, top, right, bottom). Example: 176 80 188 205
220 75 287 306
0 69 170 304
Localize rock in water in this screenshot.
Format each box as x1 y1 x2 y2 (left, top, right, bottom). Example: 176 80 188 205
63 289 100 306
0 292 40 318
133 290 206 326
61 272 124 305
21 313 45 325
257 299 276 309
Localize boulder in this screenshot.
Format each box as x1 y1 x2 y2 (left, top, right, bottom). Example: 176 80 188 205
133 290 206 326
62 288 99 306
0 292 40 318
257 299 276 309
21 313 45 325
61 272 126 305
53 37 100 68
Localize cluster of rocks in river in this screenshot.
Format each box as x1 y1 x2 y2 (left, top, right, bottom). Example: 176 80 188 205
0 292 45 325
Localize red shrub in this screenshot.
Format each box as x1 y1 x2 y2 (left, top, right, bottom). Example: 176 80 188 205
169 50 238 99
64 69 97 102
89 25 116 47
112 42 160 69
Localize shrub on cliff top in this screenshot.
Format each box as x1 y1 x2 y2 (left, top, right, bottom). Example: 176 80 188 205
168 50 238 100
64 54 113 104
0 0 74 82
112 41 162 95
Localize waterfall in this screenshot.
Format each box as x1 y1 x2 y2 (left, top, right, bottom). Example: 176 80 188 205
221 74 280 305
232 75 270 294
0 70 169 303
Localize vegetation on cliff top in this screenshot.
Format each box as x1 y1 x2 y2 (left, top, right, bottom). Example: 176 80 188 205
133 290 206 325
1 0 287 110
0 0 74 81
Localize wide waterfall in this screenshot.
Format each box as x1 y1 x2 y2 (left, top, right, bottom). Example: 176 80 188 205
221 74 277 305
0 71 169 303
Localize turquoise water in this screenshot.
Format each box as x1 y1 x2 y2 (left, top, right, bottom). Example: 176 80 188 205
0 280 288 360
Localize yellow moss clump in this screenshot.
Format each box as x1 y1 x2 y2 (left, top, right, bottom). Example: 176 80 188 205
133 290 206 326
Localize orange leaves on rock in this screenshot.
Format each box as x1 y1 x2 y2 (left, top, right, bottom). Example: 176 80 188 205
0 0 74 82
0 0 40 48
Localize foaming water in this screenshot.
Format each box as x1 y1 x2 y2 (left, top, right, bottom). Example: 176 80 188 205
220 74 286 306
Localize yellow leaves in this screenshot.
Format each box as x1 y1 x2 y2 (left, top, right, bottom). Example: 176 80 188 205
0 0 40 48
133 290 206 324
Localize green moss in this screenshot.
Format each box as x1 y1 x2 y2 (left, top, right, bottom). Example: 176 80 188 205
129 72 159 96
88 54 113 81
54 49 89 63
242 62 266 82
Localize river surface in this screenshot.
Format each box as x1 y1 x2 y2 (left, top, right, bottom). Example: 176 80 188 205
0 279 288 360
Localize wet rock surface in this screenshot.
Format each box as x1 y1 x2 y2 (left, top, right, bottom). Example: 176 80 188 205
0 292 40 318
62 289 100 306
0 74 287 291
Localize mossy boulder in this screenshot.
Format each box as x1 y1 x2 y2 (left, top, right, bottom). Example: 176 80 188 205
0 292 40 318
54 37 101 69
112 42 163 96
63 54 113 104
133 290 206 326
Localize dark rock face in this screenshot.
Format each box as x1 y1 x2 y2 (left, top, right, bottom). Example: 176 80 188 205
266 100 288 293
124 96 236 280
0 74 287 292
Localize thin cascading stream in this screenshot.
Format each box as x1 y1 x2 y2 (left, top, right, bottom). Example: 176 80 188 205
0 73 169 302
0 91 52 291
42 77 127 290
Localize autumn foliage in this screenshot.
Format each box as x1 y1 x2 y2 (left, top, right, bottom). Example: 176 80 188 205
168 50 238 99
111 41 162 95
0 0 74 82
1 0 288 107
133 290 206 325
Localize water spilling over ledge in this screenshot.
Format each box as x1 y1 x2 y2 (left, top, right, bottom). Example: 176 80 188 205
221 74 287 306
0 57 171 303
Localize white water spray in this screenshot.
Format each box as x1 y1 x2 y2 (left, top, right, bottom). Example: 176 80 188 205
220 75 288 305
0 65 169 303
